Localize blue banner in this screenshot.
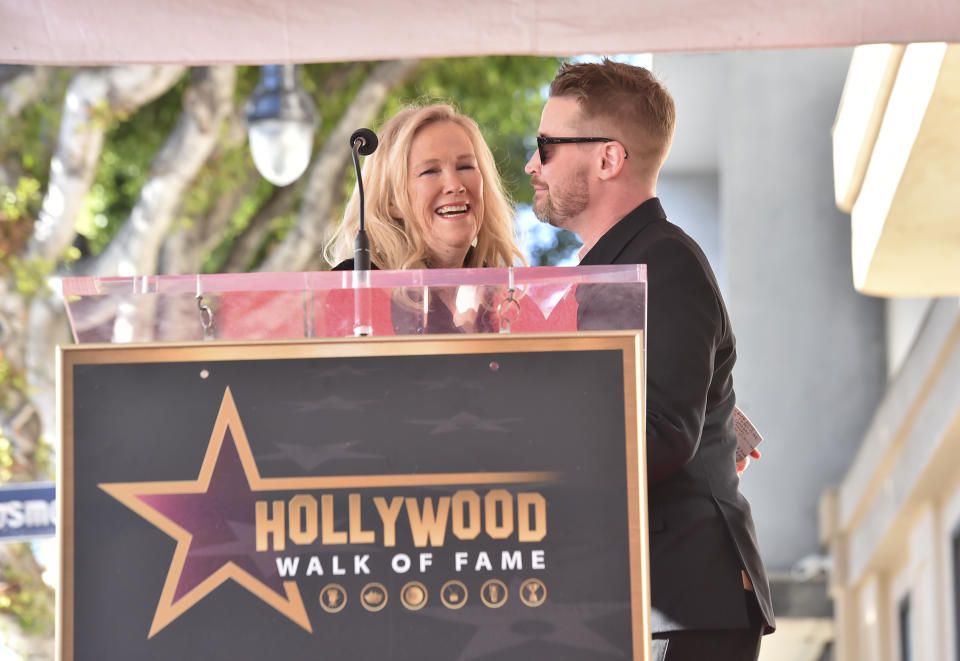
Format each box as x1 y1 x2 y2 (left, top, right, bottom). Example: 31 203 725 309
0 481 56 542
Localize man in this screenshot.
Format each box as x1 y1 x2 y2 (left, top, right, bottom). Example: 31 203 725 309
525 59 775 659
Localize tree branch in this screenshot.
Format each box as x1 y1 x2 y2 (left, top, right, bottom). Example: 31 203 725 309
160 169 257 274
1 67 56 187
86 66 236 277
220 183 298 272
28 65 186 264
159 115 257 276
23 295 69 450
0 66 52 119
258 59 420 273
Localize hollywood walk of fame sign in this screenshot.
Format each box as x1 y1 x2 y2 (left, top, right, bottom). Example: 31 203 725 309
59 333 649 660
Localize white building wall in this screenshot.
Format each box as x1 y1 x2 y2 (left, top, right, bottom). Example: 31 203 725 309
824 298 960 660
650 47 960 661
941 478 960 661
886 298 934 378
717 48 887 571
858 572 889 661
656 173 720 278
905 506 940 660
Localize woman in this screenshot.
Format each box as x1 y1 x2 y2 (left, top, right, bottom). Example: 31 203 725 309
327 104 523 270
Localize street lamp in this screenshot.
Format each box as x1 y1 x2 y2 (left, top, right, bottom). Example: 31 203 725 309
245 64 318 187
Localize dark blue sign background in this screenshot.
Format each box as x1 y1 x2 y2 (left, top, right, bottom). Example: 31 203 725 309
67 343 642 661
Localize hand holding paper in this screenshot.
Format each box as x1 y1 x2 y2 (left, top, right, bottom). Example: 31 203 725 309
734 407 764 475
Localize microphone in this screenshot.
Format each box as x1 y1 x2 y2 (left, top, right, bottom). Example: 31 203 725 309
350 128 378 271
351 128 378 156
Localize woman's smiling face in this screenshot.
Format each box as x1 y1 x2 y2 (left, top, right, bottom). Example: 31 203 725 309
404 121 484 268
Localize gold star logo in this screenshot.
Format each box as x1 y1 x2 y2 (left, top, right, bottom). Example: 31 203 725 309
99 388 311 636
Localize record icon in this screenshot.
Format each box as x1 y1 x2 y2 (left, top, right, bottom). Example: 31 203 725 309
400 581 428 610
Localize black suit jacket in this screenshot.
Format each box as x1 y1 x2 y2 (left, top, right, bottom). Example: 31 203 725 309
579 198 775 634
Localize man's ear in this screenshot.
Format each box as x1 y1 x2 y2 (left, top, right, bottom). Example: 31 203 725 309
597 141 628 181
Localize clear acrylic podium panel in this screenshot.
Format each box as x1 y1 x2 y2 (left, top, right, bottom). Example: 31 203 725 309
61 265 646 343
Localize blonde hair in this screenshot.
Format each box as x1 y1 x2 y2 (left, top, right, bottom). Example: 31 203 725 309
326 104 523 269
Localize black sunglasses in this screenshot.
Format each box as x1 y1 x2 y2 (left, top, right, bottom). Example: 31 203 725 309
536 136 627 164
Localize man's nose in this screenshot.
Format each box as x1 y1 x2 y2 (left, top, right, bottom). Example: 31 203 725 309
524 150 540 175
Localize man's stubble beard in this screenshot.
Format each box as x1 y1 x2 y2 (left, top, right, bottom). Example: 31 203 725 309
532 167 590 230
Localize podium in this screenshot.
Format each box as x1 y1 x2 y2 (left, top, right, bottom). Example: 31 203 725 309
58 265 650 660
60 264 646 341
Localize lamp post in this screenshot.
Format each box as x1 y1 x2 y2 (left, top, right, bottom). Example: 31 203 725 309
245 64 318 187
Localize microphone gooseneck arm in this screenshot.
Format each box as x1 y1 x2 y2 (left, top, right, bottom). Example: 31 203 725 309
349 128 378 272
351 139 370 271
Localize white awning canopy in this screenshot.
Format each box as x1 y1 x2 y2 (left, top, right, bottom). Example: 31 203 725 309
2 0 960 65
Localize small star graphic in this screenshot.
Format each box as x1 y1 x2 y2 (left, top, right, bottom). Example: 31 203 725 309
258 441 382 471
308 365 378 380
290 395 374 412
417 583 629 660
99 388 312 637
407 412 521 434
414 376 484 391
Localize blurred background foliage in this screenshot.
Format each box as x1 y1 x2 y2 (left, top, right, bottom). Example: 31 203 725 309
2 57 569 274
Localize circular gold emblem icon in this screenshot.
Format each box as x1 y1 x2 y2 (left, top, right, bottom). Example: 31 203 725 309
319 583 347 613
400 581 428 611
440 580 468 609
519 578 547 607
360 582 388 612
480 579 508 608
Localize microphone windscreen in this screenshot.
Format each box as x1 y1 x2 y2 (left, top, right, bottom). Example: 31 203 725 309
350 128 378 156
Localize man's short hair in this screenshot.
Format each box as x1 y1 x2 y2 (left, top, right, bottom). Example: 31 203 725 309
549 59 676 171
